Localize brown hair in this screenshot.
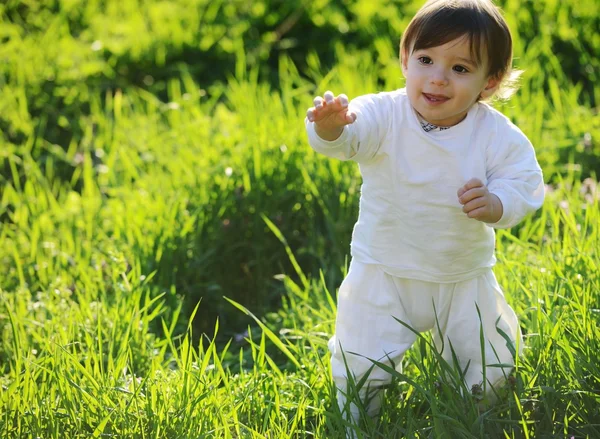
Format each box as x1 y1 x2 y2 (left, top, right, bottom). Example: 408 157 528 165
400 0 520 98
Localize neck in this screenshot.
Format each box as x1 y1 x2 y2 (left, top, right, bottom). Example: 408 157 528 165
415 111 467 128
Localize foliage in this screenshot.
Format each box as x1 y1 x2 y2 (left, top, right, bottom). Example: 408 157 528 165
1 180 599 437
1 0 598 158
1 0 599 321
0 1 600 436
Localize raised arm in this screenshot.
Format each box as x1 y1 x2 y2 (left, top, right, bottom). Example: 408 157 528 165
306 91 356 141
305 90 390 163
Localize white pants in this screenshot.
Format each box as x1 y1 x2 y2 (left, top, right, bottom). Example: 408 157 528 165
329 260 521 420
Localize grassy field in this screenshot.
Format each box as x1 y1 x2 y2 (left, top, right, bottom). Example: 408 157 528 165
1 0 600 437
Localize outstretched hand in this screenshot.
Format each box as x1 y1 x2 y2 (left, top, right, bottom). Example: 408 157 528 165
306 91 357 141
457 178 503 223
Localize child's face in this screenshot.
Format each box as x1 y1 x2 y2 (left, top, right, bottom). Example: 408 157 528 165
401 36 499 127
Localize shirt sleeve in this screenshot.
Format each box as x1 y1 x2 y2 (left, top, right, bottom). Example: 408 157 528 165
485 123 545 229
304 93 391 164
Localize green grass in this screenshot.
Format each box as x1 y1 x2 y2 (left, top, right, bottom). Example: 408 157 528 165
1 178 599 437
1 0 600 437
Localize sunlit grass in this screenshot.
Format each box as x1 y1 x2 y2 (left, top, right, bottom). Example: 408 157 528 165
1 1 600 436
1 178 598 437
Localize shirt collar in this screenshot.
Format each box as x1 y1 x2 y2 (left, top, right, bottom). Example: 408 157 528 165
416 113 452 132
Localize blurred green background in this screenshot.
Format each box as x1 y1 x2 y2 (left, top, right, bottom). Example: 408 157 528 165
1 0 599 340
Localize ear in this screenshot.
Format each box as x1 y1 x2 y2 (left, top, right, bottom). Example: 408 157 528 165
401 50 409 76
480 75 501 99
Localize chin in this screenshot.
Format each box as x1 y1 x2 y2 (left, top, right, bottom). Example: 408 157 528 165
421 108 451 121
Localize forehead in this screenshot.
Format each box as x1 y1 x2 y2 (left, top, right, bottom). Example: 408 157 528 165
412 35 486 66
418 37 477 60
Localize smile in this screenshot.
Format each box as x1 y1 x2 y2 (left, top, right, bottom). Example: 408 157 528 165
423 93 450 105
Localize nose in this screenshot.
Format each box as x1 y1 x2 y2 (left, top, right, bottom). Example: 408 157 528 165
430 68 448 86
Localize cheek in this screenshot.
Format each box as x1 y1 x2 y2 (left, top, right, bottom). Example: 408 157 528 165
406 78 422 97
404 69 422 87
451 80 480 98
456 75 486 92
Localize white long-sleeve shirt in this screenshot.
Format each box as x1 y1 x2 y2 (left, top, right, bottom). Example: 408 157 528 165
305 88 544 283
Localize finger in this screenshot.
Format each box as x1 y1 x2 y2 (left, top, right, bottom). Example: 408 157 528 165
306 107 315 122
457 178 484 199
462 196 486 213
466 206 487 219
459 187 486 205
458 178 484 197
324 90 335 104
345 111 357 124
338 93 349 108
463 178 484 191
313 96 324 109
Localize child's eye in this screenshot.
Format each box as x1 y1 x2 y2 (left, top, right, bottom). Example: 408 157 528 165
418 56 433 65
453 65 469 73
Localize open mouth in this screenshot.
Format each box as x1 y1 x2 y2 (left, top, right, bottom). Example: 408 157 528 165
423 93 450 104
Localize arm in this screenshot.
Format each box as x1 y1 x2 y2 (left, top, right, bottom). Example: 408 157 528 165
305 90 388 163
485 132 545 229
459 126 544 228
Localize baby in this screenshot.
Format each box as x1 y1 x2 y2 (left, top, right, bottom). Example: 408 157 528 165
304 0 545 432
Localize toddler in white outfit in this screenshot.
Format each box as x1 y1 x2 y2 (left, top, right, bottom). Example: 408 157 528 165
304 0 545 431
